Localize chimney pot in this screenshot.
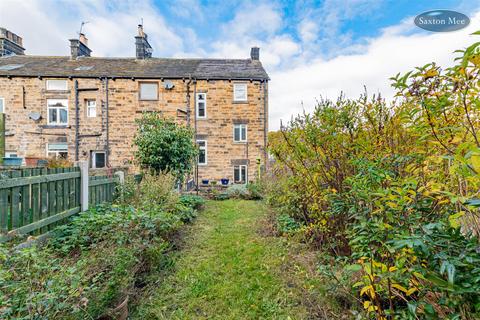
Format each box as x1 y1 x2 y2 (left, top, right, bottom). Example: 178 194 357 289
250 47 260 60
79 33 88 46
138 24 144 37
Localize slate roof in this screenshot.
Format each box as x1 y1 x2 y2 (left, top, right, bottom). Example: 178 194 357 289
0 55 269 80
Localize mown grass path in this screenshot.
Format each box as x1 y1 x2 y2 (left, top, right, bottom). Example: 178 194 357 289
133 200 319 320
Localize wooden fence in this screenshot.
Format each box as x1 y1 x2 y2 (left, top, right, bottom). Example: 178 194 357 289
0 162 120 242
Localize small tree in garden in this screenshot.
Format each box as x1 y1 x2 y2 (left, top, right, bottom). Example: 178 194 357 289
134 112 198 181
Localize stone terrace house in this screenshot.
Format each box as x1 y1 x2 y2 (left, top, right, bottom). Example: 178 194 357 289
0 26 269 185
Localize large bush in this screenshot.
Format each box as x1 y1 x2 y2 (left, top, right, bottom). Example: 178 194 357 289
134 113 198 181
267 36 480 318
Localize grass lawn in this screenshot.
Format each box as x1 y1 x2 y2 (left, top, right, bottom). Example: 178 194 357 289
132 200 322 320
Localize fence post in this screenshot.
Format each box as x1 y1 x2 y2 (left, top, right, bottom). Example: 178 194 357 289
114 170 125 185
77 161 89 211
115 170 125 202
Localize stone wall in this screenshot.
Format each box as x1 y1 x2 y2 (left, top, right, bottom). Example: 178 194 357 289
0 76 268 183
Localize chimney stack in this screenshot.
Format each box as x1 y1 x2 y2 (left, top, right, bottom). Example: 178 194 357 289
135 24 153 59
250 47 260 60
69 32 91 59
0 27 25 56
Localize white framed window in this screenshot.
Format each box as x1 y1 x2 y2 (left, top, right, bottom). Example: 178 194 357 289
233 124 247 142
47 99 68 125
47 143 68 159
196 93 207 119
91 151 106 168
233 83 247 102
5 151 17 158
197 140 207 165
86 99 96 117
0 97 4 113
46 79 68 91
234 165 247 184
139 82 158 100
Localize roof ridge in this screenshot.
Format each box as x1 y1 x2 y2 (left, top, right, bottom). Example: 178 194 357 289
0 55 252 61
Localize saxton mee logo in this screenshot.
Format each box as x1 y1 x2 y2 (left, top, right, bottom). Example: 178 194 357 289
414 10 470 32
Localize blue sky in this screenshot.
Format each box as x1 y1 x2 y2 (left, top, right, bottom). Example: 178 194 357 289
150 0 477 58
1 0 479 129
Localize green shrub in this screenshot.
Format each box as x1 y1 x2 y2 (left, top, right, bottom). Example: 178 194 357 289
226 184 249 198
213 192 230 201
134 113 197 181
276 213 302 235
225 184 262 200
0 175 203 319
179 194 206 210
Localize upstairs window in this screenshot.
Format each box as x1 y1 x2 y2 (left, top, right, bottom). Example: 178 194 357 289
196 93 207 118
234 165 247 184
47 99 68 125
0 97 4 113
47 143 68 159
233 124 247 142
197 140 207 165
46 79 68 91
86 99 96 117
91 151 106 168
139 82 158 100
233 83 247 102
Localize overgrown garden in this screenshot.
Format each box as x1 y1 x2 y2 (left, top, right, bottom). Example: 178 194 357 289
266 36 480 319
0 115 205 319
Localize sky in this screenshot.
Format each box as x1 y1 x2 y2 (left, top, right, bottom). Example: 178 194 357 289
1 0 480 130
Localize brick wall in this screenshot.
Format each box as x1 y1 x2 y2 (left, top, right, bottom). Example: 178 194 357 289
0 77 268 183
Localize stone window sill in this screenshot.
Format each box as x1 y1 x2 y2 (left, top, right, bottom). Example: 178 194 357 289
39 125 71 129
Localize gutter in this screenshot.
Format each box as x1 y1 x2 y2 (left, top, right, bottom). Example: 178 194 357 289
0 74 269 81
263 80 268 171
186 77 192 127
193 79 198 194
104 77 110 166
74 80 79 161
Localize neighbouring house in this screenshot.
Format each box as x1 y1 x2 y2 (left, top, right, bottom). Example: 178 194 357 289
0 26 269 185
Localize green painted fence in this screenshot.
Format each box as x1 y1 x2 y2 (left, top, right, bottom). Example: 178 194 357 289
0 166 119 242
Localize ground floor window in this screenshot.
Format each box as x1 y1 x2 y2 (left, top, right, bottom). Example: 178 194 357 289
233 165 247 184
91 151 106 168
5 151 17 158
197 140 207 165
47 143 68 159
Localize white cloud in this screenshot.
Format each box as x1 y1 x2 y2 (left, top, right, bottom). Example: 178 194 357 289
268 11 480 129
222 3 282 38
298 19 318 43
0 0 187 57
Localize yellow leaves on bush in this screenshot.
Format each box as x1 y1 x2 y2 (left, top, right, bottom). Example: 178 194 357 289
469 54 480 66
471 152 480 173
422 68 439 79
448 211 465 229
363 300 379 312
360 285 375 298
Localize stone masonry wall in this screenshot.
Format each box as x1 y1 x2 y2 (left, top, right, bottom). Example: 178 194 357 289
0 77 268 184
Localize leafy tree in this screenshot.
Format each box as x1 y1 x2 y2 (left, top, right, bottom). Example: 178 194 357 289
134 113 198 181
